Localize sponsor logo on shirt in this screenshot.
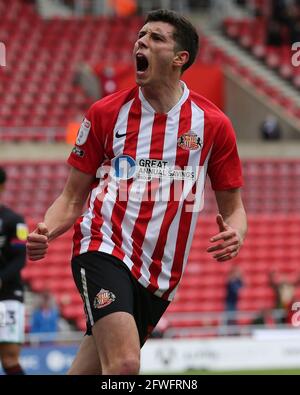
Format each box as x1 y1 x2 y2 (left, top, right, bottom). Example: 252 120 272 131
112 155 136 180
137 159 195 181
177 131 203 151
111 156 196 181
72 146 85 158
93 289 116 309
115 130 127 138
76 118 91 146
16 223 28 241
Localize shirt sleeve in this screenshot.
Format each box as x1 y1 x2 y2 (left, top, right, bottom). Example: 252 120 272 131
207 115 243 191
67 103 105 175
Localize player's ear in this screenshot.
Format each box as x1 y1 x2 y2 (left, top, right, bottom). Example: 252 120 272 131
173 51 189 69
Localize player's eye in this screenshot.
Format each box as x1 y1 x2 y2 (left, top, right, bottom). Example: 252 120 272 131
138 32 146 39
152 34 163 41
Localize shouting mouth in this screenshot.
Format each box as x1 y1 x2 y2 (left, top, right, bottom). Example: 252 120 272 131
136 53 149 75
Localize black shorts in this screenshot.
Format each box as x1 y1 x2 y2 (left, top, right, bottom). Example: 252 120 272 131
71 251 169 347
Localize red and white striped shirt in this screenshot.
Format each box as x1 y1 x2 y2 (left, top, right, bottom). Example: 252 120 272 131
68 82 243 301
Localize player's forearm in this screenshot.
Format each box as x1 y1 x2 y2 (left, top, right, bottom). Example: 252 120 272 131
215 189 247 243
43 194 84 241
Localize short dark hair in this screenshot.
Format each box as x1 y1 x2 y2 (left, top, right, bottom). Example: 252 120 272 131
0 167 6 185
145 9 199 72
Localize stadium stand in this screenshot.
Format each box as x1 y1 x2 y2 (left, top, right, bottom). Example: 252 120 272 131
0 0 299 143
199 31 300 123
223 1 300 89
0 0 142 139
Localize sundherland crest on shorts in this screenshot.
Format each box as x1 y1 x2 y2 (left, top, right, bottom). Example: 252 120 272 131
93 289 116 309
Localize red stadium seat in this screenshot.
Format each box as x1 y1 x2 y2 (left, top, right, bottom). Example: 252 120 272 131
0 1 143 139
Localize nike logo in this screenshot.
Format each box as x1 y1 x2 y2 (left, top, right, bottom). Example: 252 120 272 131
115 130 127 138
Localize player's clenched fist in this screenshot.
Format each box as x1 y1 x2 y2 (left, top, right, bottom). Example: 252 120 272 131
26 223 49 261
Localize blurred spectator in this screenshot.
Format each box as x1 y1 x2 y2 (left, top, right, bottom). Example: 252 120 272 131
74 63 118 100
269 271 300 324
251 308 276 327
266 20 283 46
271 0 290 25
30 291 60 338
266 0 300 45
290 19 300 44
224 265 244 325
97 65 118 97
210 0 237 26
109 0 137 16
260 115 282 140
73 62 101 101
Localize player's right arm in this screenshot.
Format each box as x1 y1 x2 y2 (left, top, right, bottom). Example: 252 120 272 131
26 167 94 261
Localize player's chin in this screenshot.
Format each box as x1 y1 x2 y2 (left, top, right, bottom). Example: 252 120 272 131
135 69 150 84
135 78 145 87
135 75 147 86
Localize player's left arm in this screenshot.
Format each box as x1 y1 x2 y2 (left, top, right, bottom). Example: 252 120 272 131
207 188 247 262
0 219 27 288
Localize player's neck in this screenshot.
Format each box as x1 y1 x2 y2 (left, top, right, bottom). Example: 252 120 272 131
141 80 184 114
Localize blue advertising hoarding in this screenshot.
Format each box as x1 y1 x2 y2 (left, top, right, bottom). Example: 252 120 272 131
0 344 78 375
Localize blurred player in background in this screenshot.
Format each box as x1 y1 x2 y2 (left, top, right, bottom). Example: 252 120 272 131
27 9 247 375
0 167 27 375
30 290 60 341
224 265 244 326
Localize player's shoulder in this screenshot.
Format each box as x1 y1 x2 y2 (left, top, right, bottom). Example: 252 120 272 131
189 90 231 128
88 86 138 116
0 205 25 225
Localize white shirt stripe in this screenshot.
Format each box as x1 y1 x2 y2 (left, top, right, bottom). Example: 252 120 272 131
139 107 181 285
97 99 135 254
79 180 104 254
119 106 155 266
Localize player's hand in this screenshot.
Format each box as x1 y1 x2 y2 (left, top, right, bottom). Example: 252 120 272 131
26 223 49 261
207 214 242 262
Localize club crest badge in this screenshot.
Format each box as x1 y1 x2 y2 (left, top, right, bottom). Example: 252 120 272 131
93 289 116 309
177 131 202 151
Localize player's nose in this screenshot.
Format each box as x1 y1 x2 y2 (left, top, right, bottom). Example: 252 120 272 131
136 34 148 48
